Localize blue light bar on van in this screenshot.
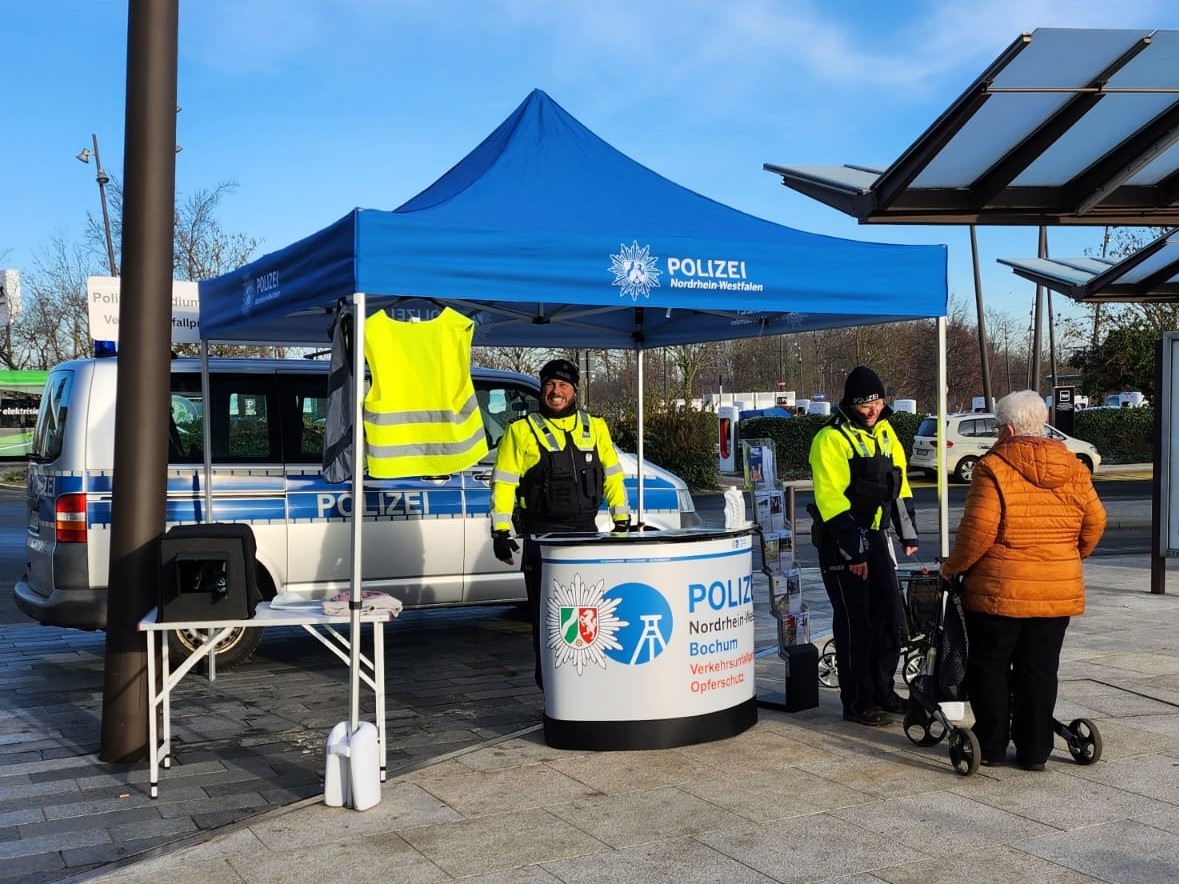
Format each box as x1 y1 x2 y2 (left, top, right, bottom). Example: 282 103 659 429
94 340 117 357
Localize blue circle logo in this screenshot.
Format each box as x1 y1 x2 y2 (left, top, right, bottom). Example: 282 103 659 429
602 582 673 665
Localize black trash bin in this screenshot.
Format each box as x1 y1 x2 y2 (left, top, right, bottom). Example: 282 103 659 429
158 523 259 622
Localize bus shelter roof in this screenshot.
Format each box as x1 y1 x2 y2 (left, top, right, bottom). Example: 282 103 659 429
999 226 1179 302
764 28 1179 227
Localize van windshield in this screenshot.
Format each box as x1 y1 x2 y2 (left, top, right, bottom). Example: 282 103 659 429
29 369 74 462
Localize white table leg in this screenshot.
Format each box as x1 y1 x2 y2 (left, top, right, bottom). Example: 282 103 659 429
146 631 160 799
161 633 172 770
375 621 386 781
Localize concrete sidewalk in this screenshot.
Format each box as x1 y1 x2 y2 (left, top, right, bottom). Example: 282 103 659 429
44 552 1179 884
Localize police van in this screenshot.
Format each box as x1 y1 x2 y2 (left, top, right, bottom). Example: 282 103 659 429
15 357 701 666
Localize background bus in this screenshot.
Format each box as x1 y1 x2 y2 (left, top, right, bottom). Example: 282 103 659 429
0 370 47 459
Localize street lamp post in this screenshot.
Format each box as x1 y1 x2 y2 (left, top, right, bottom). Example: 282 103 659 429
76 133 119 276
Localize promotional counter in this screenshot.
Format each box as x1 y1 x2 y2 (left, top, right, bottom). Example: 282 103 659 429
536 526 757 751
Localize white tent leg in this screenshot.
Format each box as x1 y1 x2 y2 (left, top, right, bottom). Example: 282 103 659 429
937 316 949 561
200 341 213 522
350 292 366 731
636 348 645 525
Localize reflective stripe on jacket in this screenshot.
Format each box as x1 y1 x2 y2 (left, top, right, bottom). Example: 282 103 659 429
362 307 488 478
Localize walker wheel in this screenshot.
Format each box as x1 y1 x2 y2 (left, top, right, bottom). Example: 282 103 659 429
949 727 980 776
1063 717 1103 765
817 639 838 689
903 707 946 747
902 652 925 684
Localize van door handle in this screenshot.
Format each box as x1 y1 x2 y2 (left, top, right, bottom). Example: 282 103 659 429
419 475 451 483
473 471 492 482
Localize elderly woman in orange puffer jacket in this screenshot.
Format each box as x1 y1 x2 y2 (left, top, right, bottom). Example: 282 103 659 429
941 390 1106 771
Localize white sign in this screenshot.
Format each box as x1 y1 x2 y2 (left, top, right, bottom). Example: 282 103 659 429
86 276 201 344
539 533 755 722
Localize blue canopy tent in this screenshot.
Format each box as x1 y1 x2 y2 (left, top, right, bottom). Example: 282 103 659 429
196 90 948 779
199 89 947 347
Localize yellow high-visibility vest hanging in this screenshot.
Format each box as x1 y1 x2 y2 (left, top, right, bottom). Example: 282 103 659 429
362 306 488 478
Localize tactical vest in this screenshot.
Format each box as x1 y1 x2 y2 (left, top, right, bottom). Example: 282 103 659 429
362 307 488 478
833 420 902 530
517 411 604 533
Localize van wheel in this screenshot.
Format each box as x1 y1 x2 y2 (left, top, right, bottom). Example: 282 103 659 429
954 457 979 484
167 625 264 671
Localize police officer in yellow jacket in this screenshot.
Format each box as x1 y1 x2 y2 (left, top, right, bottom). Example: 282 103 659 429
490 358 630 689
810 366 918 727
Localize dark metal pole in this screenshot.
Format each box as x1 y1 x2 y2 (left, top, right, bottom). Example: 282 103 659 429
1047 290 1058 392
969 226 993 409
1030 226 1046 394
90 133 120 276
1043 232 1058 396
1091 227 1109 348
100 0 179 763
1151 336 1166 594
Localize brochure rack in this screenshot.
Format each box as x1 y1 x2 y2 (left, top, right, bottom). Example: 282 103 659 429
743 439 818 712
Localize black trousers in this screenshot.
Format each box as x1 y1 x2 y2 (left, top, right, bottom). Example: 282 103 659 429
818 529 906 715
964 610 1069 764
522 538 545 689
520 517 599 691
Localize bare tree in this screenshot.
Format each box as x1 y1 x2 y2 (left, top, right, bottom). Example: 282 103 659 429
89 179 259 283
668 342 717 405
1082 226 1174 342
172 185 260 281
16 179 269 367
10 237 92 367
472 346 548 376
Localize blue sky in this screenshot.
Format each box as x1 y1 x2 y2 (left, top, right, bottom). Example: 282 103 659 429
3 0 1175 326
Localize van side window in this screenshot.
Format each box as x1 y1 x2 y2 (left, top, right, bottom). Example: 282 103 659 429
473 378 538 461
278 373 329 464
30 369 74 461
170 372 279 463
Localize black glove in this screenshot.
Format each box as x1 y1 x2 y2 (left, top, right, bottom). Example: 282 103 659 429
828 512 869 566
612 516 631 533
492 530 519 563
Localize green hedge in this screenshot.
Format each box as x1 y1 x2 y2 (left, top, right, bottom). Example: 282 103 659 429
611 409 720 491
1072 407 1153 464
740 411 925 478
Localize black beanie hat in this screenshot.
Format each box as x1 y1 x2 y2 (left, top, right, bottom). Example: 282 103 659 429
842 366 886 406
539 358 579 387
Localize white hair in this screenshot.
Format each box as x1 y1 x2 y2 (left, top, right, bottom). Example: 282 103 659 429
995 390 1047 437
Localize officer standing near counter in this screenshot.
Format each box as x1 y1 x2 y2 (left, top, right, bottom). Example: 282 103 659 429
809 366 918 727
490 358 631 689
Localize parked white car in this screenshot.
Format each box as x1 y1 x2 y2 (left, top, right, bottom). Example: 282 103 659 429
910 412 1102 483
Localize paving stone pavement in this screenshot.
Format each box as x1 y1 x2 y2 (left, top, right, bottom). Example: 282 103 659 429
5 478 1179 883
0 604 546 883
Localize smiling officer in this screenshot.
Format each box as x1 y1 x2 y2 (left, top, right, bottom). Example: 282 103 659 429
489 358 631 689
